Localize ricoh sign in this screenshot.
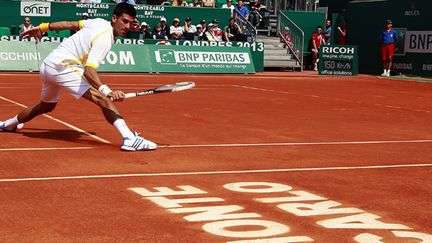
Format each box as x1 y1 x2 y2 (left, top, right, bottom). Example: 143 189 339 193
21 2 51 17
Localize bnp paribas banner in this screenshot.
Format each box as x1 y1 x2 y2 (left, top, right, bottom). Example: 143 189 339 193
0 41 255 74
148 45 255 74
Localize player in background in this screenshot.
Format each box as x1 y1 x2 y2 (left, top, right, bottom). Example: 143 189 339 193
0 3 157 152
380 19 398 77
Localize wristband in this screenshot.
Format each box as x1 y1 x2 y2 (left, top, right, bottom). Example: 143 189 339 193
98 84 112 96
39 23 51 33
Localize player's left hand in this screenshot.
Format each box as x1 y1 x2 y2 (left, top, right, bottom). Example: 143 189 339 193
108 90 125 102
21 27 43 43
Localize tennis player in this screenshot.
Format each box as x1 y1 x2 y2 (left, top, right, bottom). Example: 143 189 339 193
0 3 157 151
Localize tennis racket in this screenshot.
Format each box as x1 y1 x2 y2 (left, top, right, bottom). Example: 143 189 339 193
124 81 195 99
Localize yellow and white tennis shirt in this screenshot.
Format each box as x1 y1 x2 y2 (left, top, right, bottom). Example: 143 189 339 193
44 18 114 70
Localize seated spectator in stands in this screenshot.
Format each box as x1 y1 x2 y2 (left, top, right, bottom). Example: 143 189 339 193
170 18 183 40
82 13 89 20
172 0 188 6
141 22 152 39
19 17 34 35
152 24 168 40
202 0 215 8
131 18 141 31
183 17 197 34
146 0 170 5
183 18 197 40
223 17 242 42
311 25 326 71
283 26 294 49
82 0 102 3
117 0 136 4
222 0 235 17
211 19 223 41
205 23 218 41
248 0 265 27
235 0 249 19
196 24 204 40
154 17 168 34
189 0 201 7
199 19 207 32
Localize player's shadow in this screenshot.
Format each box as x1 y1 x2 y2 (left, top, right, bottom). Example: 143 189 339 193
20 128 106 145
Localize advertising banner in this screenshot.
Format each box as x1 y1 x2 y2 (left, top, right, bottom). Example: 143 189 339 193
0 41 256 74
148 45 255 73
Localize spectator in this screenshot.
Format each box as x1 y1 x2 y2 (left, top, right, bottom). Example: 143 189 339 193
169 18 183 40
196 24 204 40
82 13 89 20
248 0 265 27
19 17 34 35
380 19 398 77
283 26 294 50
200 19 207 32
235 0 249 19
211 19 223 41
172 0 188 6
117 0 136 4
130 18 140 31
324 19 332 45
146 0 170 5
154 17 168 34
337 19 347 45
183 17 197 34
205 23 218 41
202 0 215 8
152 23 168 40
141 22 152 39
222 0 235 17
189 0 201 7
223 17 242 42
311 25 325 71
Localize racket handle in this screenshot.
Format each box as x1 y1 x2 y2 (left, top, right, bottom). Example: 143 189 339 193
124 93 137 99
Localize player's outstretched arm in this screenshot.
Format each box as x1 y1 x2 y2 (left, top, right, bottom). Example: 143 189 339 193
21 21 81 43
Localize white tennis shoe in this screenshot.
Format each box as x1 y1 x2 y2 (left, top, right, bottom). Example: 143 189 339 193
121 132 157 151
0 121 24 132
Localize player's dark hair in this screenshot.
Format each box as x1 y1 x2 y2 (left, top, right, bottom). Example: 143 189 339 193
113 3 136 18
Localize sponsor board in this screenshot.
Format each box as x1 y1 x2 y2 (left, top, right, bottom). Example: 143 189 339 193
0 41 256 74
20 1 51 17
319 45 358 76
149 45 255 73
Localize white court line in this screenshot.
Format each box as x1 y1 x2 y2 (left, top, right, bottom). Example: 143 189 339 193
159 139 432 148
0 163 431 183
0 95 111 144
233 85 432 113
0 147 93 151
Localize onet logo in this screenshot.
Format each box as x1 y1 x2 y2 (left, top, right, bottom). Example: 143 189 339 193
20 2 51 16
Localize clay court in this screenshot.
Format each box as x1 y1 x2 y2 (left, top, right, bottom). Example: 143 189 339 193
1 72 431 242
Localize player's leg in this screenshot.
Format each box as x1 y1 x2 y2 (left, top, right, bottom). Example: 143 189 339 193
1 63 59 132
80 88 157 151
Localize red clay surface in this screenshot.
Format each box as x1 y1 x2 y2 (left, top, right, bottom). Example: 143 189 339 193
1 72 432 242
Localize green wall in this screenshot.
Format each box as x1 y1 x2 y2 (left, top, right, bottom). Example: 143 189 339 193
347 0 431 76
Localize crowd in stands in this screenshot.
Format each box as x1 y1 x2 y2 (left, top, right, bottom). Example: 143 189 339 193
122 16 243 42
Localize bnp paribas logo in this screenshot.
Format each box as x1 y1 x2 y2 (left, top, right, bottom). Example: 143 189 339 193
155 49 177 65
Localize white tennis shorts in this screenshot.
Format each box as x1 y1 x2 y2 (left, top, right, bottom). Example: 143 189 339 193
39 62 91 103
